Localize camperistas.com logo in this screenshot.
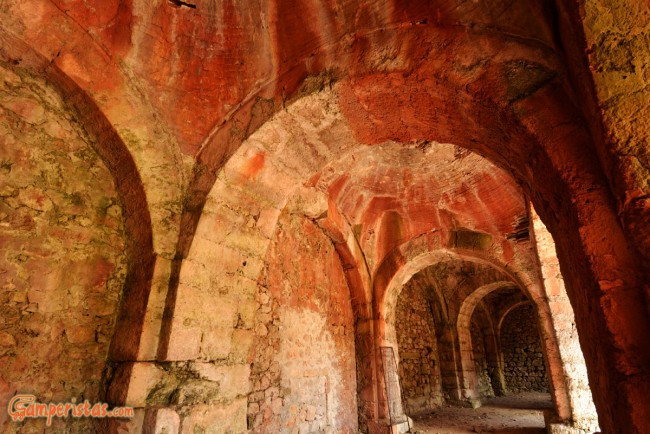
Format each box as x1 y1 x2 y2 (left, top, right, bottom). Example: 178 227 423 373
7 394 134 426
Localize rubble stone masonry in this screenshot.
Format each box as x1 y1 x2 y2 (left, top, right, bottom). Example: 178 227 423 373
395 282 443 415
500 305 549 394
0 65 127 433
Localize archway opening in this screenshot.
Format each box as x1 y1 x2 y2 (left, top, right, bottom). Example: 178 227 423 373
105 85 600 434
498 303 550 397
0 60 130 433
390 258 558 433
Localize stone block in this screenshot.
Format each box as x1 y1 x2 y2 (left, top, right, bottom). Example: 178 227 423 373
195 206 244 245
400 351 419 360
177 259 211 293
147 408 180 434
257 207 281 239
138 257 173 360
187 237 243 274
112 408 145 434
165 324 202 361
547 423 591 434
124 362 165 407
201 326 233 360
230 329 255 363
191 362 251 400
65 324 95 344
180 398 247 434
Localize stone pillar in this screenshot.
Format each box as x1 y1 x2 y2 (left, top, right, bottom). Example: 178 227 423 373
531 207 599 432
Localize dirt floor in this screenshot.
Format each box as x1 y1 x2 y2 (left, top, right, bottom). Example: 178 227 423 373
410 392 553 434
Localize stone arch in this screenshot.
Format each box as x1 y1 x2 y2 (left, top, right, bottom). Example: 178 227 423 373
152 88 378 432
128 15 643 431
0 51 149 433
456 285 552 402
339 63 650 432
117 66 636 432
457 281 518 403
378 243 531 339
0 18 185 256
2 2 648 431
393 264 457 414
0 27 188 365
376 241 572 421
168 21 593 339
0 32 158 365
497 301 533 337
333 26 648 432
151 85 535 432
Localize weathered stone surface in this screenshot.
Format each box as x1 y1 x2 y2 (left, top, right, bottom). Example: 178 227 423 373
532 209 600 432
470 320 496 399
500 305 550 394
0 63 127 434
147 408 180 434
248 212 358 433
179 399 248 434
396 279 443 415
124 363 166 408
0 1 648 433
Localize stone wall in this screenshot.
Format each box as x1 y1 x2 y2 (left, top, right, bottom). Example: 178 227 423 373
248 212 358 433
470 319 495 399
395 282 443 415
0 65 127 432
500 304 549 394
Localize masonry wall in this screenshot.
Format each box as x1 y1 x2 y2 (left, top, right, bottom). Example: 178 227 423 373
0 65 127 432
470 320 495 399
395 282 443 415
500 304 549 393
248 212 358 433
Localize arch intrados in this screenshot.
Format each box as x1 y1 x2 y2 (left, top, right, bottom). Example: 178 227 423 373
181 83 528 315
378 245 535 389
426 277 452 326
497 301 533 338
180 21 564 264
456 281 522 402
3 7 636 430
457 281 520 335
157 63 573 426
380 248 530 326
171 85 534 424
474 301 501 337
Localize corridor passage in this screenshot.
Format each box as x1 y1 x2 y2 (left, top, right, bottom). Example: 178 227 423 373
412 393 552 434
